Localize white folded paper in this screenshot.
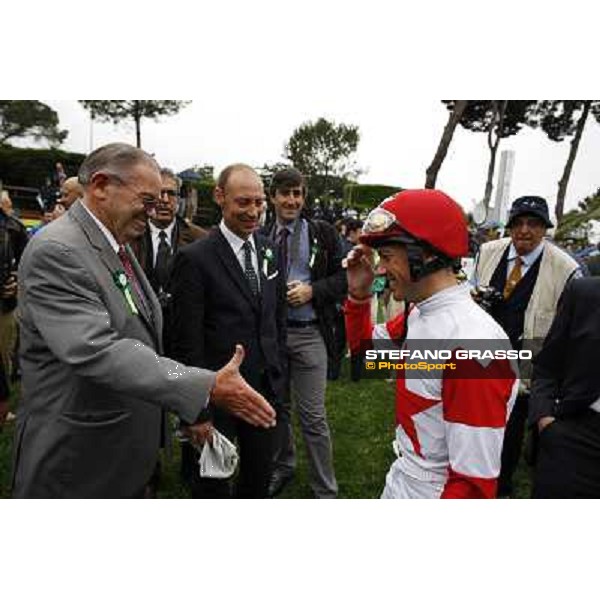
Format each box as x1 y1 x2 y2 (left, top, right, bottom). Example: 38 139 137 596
198 429 239 479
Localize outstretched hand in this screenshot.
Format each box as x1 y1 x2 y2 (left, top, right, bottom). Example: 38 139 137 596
210 345 276 428
344 244 376 300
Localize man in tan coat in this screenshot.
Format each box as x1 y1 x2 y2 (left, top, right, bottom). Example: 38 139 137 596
474 195 580 497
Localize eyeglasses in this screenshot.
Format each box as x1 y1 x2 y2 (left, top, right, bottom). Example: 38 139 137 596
362 207 398 234
160 189 178 199
277 188 303 199
106 173 159 213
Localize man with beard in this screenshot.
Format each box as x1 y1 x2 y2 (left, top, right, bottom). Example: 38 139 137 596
12 145 276 498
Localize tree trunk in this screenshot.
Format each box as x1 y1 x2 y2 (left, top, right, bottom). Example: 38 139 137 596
425 100 468 189
483 101 508 209
133 101 142 148
555 101 591 224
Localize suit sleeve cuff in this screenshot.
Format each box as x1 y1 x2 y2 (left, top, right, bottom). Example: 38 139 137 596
528 397 557 427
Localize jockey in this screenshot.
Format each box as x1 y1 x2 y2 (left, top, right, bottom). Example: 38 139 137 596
344 189 518 498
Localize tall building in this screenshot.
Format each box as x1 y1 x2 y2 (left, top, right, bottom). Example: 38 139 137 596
490 150 515 224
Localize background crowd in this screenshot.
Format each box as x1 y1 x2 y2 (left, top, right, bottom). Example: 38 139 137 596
0 145 599 499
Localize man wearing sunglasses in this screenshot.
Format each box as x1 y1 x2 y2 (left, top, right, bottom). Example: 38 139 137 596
263 167 347 499
345 189 518 499
12 144 276 498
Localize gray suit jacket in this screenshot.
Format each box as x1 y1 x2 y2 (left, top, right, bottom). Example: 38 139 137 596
12 201 214 498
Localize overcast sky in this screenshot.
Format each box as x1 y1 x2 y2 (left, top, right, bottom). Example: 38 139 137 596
7 0 598 224
42 99 600 218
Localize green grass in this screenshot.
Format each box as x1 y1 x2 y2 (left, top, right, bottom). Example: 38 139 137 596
0 361 531 498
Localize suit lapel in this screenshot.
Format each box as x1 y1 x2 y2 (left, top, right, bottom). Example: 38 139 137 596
176 219 190 248
213 229 260 311
255 234 268 293
144 229 154 277
69 202 159 340
124 244 161 333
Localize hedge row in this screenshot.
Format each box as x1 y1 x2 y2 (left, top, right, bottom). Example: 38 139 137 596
0 145 86 189
343 183 403 209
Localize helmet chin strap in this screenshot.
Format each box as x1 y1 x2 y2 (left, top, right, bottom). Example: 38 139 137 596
392 247 455 349
405 244 454 282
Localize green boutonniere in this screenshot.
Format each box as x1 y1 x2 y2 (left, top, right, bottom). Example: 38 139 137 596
262 247 275 277
113 269 138 315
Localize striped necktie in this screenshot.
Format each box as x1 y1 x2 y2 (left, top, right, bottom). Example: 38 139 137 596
118 245 150 314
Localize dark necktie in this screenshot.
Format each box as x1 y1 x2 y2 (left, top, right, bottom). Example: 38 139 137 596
118 245 149 314
242 240 259 296
278 227 289 279
155 230 171 291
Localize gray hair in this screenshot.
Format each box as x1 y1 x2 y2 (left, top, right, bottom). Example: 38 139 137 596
78 143 159 187
160 168 182 191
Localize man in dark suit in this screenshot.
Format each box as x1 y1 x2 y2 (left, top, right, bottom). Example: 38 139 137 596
130 168 206 355
263 167 347 498
12 144 276 498
529 277 600 498
130 167 207 494
170 163 286 498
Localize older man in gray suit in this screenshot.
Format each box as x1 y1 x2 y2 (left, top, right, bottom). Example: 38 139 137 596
11 143 275 498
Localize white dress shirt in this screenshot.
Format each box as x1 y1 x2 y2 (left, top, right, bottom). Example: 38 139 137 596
219 220 260 291
148 220 175 267
81 201 120 254
506 241 545 279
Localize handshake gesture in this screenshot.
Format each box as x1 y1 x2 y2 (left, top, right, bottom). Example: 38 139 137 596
185 345 276 444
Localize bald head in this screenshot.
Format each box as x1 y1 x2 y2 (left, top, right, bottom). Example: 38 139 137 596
59 177 84 209
215 164 265 239
216 163 259 193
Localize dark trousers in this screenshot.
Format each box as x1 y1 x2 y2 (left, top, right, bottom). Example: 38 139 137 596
350 353 362 382
327 309 346 381
189 408 275 499
497 392 529 497
533 410 600 498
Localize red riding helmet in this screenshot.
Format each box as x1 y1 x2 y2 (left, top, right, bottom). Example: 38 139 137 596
360 189 469 281
360 189 468 258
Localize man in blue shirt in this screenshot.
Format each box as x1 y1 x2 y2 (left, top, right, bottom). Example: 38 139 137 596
264 168 347 498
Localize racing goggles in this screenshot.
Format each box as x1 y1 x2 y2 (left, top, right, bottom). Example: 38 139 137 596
360 207 414 247
362 207 399 234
